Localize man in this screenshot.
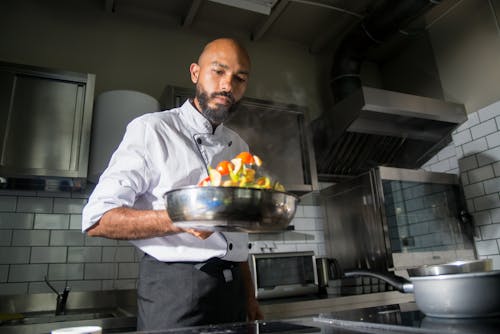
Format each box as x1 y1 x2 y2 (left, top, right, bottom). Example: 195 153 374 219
82 38 263 330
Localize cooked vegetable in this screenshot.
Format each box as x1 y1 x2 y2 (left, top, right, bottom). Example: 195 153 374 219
198 151 285 191
208 167 222 186
197 175 211 186
216 160 233 176
236 151 254 164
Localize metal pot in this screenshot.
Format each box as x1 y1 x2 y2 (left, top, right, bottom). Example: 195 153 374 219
420 315 500 334
344 262 500 318
164 186 300 232
407 259 492 277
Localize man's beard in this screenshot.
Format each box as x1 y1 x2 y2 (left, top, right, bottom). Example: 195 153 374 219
196 86 240 125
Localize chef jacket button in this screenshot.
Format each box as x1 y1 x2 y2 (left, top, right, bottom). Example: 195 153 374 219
228 243 233 250
196 138 202 144
228 141 232 147
248 243 252 249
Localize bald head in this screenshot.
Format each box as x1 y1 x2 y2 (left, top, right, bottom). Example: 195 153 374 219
197 38 251 71
189 38 251 127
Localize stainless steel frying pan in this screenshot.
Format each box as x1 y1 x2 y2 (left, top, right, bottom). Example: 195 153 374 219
164 186 300 232
345 260 500 318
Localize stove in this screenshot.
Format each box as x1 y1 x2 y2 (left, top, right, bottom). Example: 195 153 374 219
139 303 500 334
314 303 500 333
155 321 321 333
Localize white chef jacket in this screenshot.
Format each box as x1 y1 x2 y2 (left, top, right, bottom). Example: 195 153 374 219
82 99 250 262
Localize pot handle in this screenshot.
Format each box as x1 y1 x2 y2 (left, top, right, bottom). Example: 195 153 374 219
344 270 414 293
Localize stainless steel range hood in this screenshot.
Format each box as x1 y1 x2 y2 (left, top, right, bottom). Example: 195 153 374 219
338 86 466 141
312 0 468 182
314 86 467 181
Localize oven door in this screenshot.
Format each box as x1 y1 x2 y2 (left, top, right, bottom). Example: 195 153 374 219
249 251 318 300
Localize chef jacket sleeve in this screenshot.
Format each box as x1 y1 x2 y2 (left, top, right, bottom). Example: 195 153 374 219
82 118 154 232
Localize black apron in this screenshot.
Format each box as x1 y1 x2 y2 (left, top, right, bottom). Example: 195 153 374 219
137 254 247 331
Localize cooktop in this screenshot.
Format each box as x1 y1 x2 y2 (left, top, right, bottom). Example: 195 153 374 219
139 303 500 334
155 321 321 333
314 303 500 334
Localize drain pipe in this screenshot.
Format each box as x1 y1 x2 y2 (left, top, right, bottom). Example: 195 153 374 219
331 0 440 102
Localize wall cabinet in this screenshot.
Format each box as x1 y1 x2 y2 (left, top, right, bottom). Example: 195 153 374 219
0 62 95 188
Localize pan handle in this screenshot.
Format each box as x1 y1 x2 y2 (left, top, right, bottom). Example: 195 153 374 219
344 270 414 293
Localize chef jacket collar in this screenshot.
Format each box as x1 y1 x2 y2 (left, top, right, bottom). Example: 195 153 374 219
181 99 226 136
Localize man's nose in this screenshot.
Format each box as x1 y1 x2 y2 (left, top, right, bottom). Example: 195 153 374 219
219 74 233 92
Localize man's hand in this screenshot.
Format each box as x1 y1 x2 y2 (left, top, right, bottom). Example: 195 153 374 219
239 262 264 321
183 228 213 239
246 295 264 321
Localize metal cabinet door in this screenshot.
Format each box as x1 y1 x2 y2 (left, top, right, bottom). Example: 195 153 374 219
0 63 94 179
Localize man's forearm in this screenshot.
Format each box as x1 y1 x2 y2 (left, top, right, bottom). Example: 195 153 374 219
86 207 182 240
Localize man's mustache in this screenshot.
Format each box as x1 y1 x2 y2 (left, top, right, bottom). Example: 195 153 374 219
211 91 235 104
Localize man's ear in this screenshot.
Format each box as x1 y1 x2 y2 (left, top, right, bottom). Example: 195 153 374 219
190 63 200 83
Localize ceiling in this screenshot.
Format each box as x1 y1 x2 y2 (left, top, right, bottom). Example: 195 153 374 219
103 0 463 54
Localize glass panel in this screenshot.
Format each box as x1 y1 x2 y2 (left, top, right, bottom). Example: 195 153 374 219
382 179 465 253
256 256 315 288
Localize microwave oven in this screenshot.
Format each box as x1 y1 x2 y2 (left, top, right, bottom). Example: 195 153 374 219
248 251 318 300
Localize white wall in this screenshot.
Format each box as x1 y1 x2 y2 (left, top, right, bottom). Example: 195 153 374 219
429 0 500 113
422 103 500 269
1 0 500 294
421 0 500 269
0 0 328 295
0 0 323 117
0 189 325 295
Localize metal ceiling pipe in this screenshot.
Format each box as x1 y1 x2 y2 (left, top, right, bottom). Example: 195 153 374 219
332 0 440 102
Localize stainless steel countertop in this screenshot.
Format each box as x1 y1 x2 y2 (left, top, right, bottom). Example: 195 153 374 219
0 290 414 333
118 301 498 334
260 291 415 320
3 291 497 334
0 290 137 334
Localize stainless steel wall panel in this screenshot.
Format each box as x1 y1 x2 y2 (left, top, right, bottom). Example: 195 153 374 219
321 172 389 272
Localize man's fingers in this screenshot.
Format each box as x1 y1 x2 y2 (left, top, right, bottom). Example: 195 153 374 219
185 228 213 239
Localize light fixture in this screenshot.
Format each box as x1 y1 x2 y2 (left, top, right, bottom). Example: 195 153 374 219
208 0 279 15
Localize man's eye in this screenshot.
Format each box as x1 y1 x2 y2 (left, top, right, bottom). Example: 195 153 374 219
235 76 247 83
213 69 224 75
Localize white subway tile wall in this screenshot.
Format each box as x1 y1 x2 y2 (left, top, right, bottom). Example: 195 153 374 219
249 204 326 257
422 101 500 268
0 188 325 295
2 103 496 294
